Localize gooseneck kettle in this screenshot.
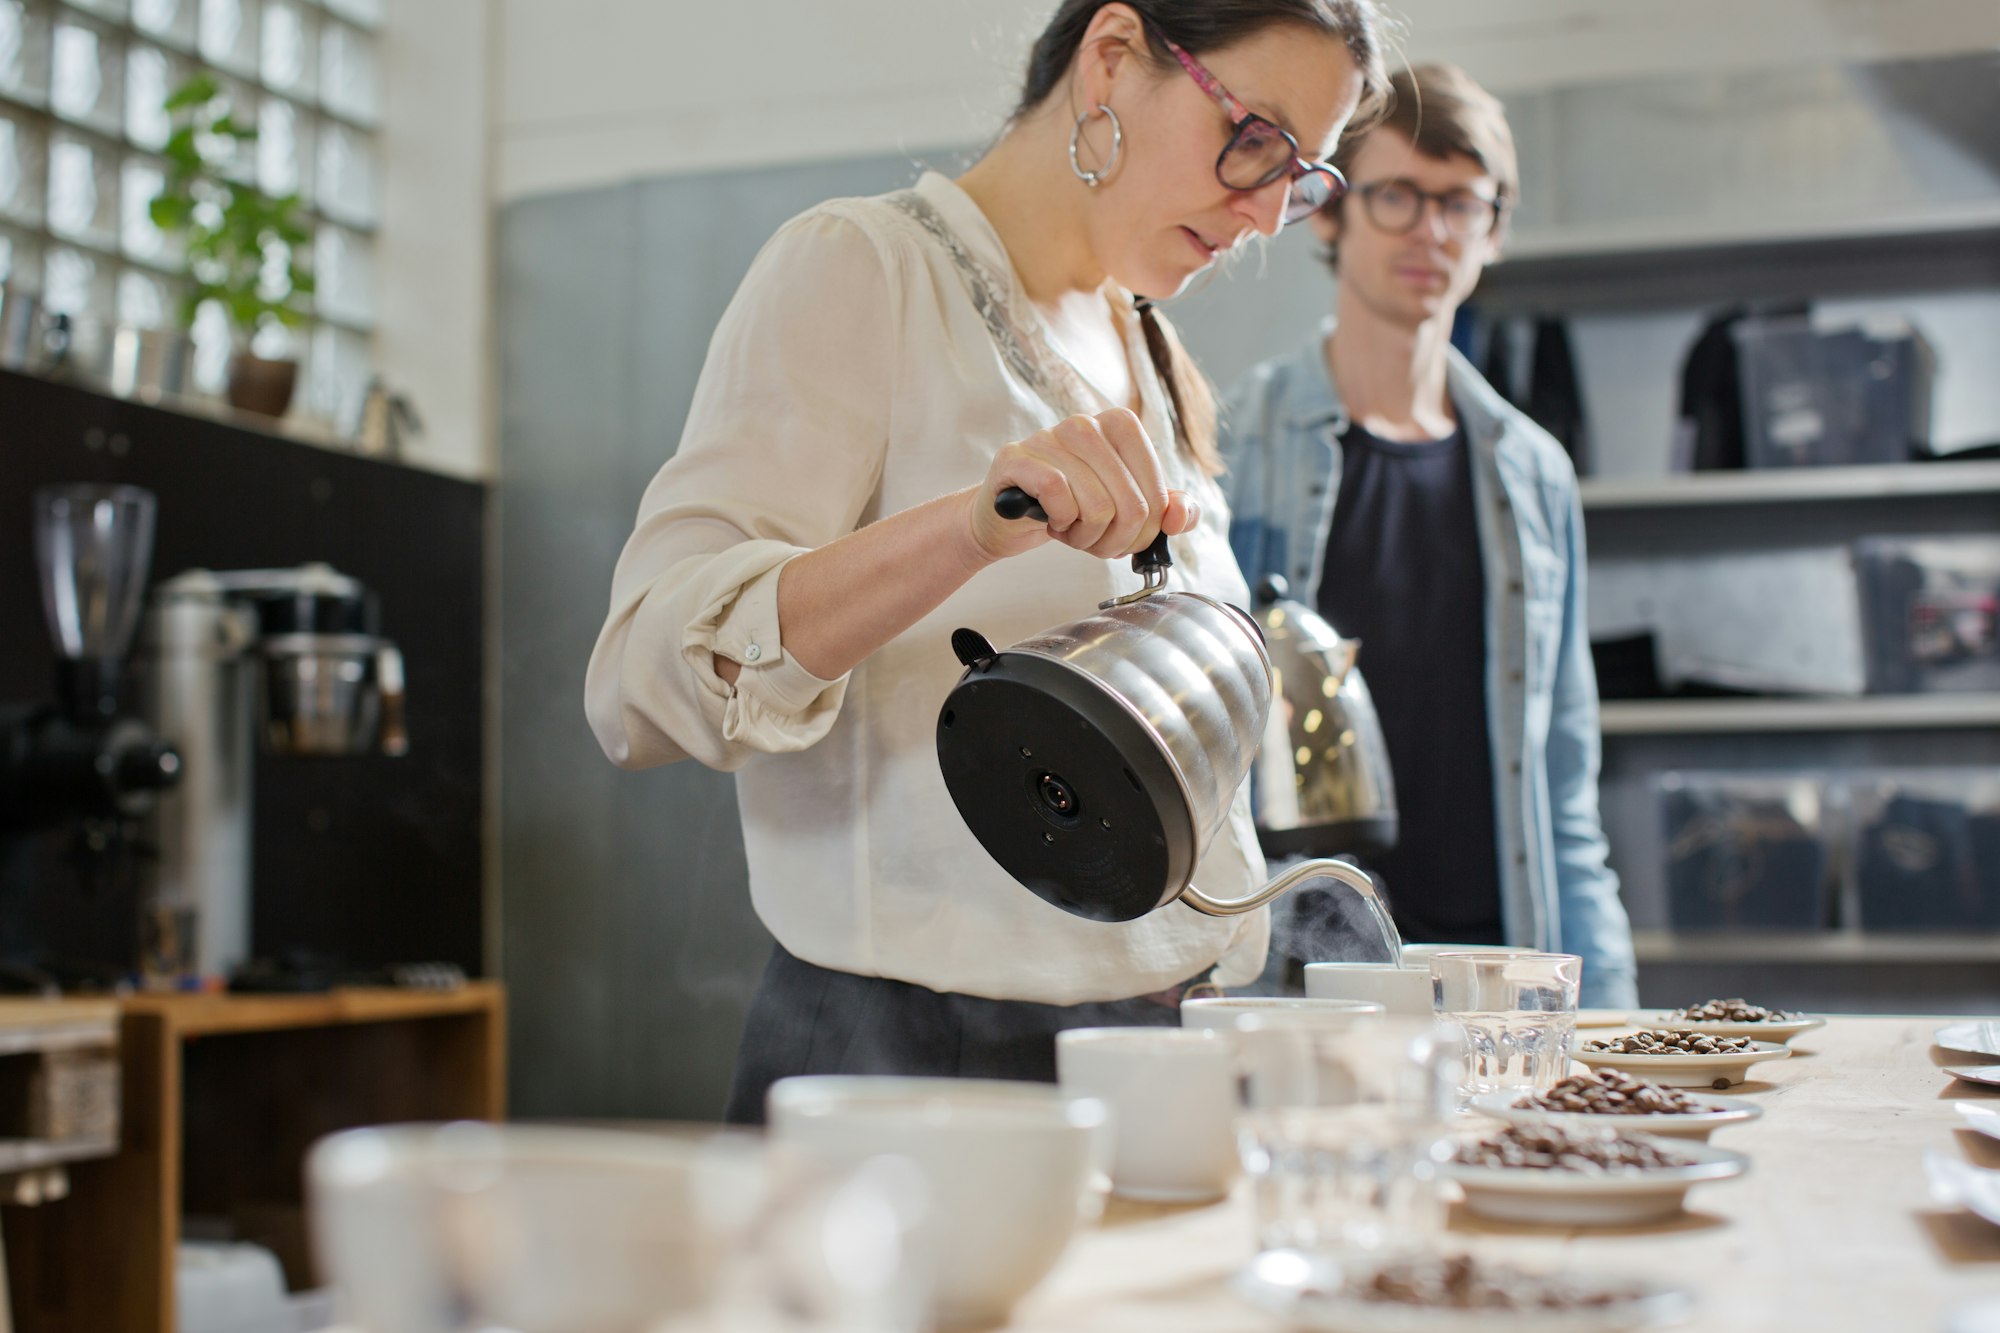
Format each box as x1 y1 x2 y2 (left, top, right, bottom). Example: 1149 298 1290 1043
935 488 1402 955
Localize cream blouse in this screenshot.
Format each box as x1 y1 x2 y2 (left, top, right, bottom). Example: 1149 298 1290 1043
585 170 1270 1004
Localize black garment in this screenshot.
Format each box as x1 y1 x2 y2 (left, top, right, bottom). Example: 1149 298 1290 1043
723 945 1190 1125
1318 416 1505 944
1477 314 1589 472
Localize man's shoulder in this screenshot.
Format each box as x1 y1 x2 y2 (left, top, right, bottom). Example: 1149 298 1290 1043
1224 340 1323 412
1449 354 1580 493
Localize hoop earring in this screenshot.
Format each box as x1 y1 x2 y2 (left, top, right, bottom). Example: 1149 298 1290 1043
1068 104 1123 188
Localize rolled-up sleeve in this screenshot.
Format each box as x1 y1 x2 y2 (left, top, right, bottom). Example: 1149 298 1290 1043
586 209 898 772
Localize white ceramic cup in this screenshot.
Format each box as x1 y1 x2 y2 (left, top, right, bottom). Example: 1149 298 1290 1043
1302 962 1436 1016
1056 1027 1236 1203
1179 995 1385 1032
1400 943 1542 968
767 1075 1106 1330
307 1122 767 1333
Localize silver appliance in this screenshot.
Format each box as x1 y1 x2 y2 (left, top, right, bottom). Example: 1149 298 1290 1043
141 564 408 982
1247 575 1398 860
935 489 1403 955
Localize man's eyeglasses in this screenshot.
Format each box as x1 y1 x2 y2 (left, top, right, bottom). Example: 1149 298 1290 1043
1354 179 1504 241
1161 37 1345 227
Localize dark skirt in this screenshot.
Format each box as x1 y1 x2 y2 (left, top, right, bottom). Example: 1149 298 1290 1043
723 944 1201 1124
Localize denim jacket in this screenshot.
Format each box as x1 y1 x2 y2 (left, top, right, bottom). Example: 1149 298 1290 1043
1218 319 1637 1008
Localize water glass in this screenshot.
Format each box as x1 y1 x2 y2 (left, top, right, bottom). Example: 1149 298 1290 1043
1230 1015 1460 1258
1430 951 1581 1099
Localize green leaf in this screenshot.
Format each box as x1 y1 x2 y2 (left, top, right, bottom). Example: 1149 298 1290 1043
165 72 220 112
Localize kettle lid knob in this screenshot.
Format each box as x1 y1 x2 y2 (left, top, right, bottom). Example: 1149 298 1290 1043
950 627 997 668
1254 574 1289 608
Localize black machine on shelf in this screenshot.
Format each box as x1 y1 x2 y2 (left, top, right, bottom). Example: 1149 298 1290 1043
0 485 181 992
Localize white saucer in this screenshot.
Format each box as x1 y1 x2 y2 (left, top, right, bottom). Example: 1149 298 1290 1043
1576 1010 1633 1030
1957 1101 2000 1144
1572 1040 1790 1090
1234 1248 1696 1332
1937 1022 2000 1059
1949 1066 2000 1090
1442 1136 1749 1226
1470 1089 1763 1142
1926 1150 2000 1230
1644 1013 1825 1044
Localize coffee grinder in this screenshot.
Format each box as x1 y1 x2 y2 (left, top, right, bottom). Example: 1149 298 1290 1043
0 485 182 990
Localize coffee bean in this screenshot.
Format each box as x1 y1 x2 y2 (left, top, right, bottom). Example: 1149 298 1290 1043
1670 998 1795 1023
1583 1029 1755 1056
1516 1069 1705 1116
1455 1123 1692 1173
1349 1254 1643 1311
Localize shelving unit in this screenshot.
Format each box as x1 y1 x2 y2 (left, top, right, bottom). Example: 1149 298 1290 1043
1480 212 2000 314
1631 931 2000 965
1508 195 2000 1005
1600 693 2000 735
1580 460 2000 511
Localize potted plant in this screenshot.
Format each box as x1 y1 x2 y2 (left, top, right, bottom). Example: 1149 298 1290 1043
148 73 315 418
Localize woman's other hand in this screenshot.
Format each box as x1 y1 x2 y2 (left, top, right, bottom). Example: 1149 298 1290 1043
967 408 1201 564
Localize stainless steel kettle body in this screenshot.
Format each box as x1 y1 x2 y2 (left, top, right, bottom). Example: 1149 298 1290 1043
935 491 1404 952
1249 577 1399 860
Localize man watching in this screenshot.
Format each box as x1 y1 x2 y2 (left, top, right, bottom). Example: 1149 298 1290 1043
1219 62 1638 1008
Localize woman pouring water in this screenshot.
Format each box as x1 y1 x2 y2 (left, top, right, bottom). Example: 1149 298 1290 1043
585 0 1392 1123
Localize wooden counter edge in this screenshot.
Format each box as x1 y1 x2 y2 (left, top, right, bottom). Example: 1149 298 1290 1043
117 982 505 1037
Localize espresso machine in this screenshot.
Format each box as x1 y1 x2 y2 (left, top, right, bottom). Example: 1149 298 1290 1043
140 564 408 984
0 485 182 990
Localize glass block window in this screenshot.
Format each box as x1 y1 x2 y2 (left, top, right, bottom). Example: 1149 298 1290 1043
0 0 378 426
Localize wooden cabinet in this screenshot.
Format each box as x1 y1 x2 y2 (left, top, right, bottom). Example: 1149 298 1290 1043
2 985 505 1333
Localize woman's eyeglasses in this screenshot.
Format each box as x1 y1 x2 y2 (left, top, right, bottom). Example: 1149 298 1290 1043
1354 179 1504 241
1161 37 1345 227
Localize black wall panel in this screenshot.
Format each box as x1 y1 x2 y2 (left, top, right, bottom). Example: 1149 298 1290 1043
0 369 485 977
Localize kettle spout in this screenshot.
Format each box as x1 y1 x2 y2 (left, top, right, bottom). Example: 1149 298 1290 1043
1180 858 1406 961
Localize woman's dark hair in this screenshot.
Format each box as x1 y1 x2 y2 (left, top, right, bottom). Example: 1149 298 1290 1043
1015 1 1394 475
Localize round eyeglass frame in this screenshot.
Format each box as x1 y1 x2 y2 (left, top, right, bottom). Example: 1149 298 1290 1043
1353 179 1505 241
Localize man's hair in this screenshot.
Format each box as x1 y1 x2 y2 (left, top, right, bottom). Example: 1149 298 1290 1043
1323 62 1517 265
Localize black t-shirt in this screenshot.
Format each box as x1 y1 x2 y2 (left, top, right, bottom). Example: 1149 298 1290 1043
1317 415 1505 942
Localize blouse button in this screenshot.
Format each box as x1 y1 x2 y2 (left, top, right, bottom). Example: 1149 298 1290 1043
744 643 763 662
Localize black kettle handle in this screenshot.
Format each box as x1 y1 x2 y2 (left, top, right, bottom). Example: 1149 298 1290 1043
994 487 1172 573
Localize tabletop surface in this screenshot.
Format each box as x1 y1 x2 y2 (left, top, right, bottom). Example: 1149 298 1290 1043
1005 1015 2000 1331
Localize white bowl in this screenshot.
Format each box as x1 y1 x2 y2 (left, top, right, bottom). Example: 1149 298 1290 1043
1572 1040 1791 1089
768 1076 1105 1330
1180 995 1384 1031
1643 1013 1826 1044
1470 1089 1764 1142
308 1123 761 1333
1442 1135 1750 1226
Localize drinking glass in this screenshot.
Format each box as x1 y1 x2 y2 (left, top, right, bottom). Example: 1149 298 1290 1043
1230 1015 1460 1259
1430 951 1581 1100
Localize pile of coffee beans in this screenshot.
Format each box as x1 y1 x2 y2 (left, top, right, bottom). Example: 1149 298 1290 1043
1517 1069 1706 1115
1670 998 1795 1023
1347 1253 1641 1311
1454 1123 1693 1174
1584 1029 1756 1055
